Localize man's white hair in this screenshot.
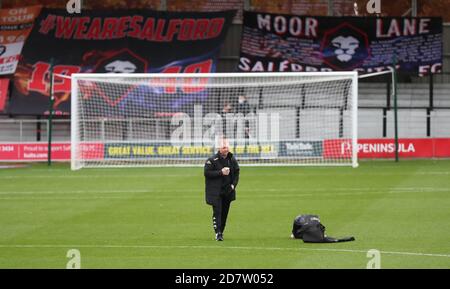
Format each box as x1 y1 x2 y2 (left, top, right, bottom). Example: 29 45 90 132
215 136 230 148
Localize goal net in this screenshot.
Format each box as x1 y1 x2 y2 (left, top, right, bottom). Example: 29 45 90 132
70 72 358 169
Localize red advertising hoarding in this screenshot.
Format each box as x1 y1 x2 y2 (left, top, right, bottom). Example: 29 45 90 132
0 142 104 161
324 138 450 159
0 143 19 160
434 139 450 157
1 139 449 162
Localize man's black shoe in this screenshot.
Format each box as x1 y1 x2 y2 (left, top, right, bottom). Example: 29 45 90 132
215 232 223 241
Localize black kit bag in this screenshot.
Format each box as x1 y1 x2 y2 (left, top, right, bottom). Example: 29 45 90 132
291 214 355 243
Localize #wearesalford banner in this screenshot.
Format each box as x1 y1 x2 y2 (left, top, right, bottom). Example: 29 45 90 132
0 5 41 75
239 11 442 75
9 8 235 115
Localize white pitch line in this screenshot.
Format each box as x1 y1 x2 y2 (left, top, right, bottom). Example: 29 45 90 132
0 244 448 259
0 192 445 200
0 187 447 200
1 171 450 179
0 186 448 195
0 174 200 179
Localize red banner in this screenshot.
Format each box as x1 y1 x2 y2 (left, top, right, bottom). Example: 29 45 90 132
324 138 450 159
0 78 9 111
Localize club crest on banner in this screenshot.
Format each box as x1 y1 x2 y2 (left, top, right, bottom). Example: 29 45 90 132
91 48 149 73
320 22 371 70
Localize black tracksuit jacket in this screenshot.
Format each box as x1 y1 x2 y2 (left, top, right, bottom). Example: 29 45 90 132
204 152 240 206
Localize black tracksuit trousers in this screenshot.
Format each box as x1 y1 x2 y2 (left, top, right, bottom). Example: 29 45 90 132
212 197 231 234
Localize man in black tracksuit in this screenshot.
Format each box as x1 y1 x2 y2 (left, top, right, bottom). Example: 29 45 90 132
204 139 240 241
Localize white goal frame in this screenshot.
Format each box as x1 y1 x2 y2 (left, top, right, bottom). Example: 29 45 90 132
71 72 358 170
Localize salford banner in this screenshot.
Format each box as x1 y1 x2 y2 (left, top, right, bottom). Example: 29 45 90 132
239 11 443 75
0 5 41 75
9 8 235 115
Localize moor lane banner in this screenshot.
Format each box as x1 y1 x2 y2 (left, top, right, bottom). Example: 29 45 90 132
9 8 236 115
238 11 442 75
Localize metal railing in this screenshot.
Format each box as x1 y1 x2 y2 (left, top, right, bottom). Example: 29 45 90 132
0 119 70 142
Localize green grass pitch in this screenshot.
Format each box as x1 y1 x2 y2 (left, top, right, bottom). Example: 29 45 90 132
0 160 449 268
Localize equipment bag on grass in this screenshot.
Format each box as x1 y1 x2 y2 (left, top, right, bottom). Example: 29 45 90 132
291 214 355 243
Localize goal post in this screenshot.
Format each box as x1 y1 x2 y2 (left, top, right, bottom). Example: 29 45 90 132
71 72 358 170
